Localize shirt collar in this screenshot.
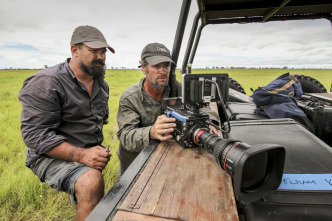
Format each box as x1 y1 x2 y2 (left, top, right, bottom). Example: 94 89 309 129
65 58 77 82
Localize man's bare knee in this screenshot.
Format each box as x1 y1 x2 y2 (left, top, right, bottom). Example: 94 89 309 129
74 169 105 221
75 169 104 202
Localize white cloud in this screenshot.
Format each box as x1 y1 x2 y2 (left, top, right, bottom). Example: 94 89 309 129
0 0 331 69
192 19 332 68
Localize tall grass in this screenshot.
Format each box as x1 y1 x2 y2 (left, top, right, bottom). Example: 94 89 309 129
0 68 330 220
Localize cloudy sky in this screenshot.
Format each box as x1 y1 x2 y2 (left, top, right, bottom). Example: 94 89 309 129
1 0 332 69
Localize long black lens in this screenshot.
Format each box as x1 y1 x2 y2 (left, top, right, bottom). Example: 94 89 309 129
194 129 285 204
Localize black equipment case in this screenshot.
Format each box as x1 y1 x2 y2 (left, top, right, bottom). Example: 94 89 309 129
224 119 332 221
225 102 269 121
297 93 332 146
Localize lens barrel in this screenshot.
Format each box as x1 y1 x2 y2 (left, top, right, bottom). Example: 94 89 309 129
193 129 285 204
195 130 240 173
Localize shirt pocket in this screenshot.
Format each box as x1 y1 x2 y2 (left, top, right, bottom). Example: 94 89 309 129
140 107 157 127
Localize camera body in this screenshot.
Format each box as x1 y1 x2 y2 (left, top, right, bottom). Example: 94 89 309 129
162 97 210 148
162 73 229 148
162 74 286 205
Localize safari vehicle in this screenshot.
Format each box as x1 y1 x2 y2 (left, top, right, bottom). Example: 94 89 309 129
87 0 332 220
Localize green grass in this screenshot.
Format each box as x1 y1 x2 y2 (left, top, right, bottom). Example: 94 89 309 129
0 68 330 220
191 68 331 95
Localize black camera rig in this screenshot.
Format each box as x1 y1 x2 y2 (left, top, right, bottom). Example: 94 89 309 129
162 73 229 148
162 73 286 205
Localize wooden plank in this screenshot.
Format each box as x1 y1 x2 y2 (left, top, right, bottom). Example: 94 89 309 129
132 142 172 212
112 211 175 221
154 142 237 220
138 142 184 216
114 139 238 220
119 142 170 211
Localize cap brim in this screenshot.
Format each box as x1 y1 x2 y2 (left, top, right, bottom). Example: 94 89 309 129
84 41 115 53
145 56 175 66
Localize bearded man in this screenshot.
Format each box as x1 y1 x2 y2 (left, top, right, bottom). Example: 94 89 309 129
116 43 219 175
18 25 114 221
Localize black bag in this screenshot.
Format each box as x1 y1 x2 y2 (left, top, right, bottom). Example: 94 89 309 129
252 73 314 132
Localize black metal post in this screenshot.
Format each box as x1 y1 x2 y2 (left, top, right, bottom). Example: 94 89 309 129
188 24 204 66
170 0 192 96
182 12 200 74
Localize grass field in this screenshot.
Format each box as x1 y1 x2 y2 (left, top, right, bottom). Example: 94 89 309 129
0 68 330 220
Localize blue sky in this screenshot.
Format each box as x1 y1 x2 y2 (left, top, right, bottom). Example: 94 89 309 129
1 0 332 69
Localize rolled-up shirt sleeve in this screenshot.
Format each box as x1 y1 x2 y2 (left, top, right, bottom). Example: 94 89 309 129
116 97 152 153
19 74 67 155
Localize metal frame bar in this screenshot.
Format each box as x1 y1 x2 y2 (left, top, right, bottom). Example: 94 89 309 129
203 0 331 12
262 0 292 21
188 24 204 69
207 14 332 24
170 0 192 96
182 12 201 74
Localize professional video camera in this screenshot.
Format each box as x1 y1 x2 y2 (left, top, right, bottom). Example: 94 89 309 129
162 74 286 204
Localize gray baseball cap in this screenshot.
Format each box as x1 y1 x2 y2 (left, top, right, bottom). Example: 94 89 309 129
70 25 115 53
140 43 175 66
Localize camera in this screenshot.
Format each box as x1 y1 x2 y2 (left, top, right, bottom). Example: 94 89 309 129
162 74 286 204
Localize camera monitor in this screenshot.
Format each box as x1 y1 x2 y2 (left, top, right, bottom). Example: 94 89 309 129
182 73 229 105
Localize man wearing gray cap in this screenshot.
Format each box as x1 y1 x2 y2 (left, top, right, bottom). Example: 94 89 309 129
19 25 114 220
116 43 219 175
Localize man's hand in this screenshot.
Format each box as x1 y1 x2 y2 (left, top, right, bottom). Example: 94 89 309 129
77 146 112 171
150 114 176 141
45 142 112 171
209 125 219 135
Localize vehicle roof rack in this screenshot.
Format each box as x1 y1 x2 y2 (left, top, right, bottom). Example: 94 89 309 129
198 0 332 25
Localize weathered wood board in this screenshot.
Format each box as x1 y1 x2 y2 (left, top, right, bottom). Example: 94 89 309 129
112 139 238 221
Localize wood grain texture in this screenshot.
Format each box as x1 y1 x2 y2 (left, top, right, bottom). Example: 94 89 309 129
115 139 238 221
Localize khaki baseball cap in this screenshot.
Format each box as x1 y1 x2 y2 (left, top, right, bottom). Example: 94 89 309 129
70 25 115 53
140 43 175 67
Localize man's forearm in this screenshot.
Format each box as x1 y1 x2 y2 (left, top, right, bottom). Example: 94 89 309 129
45 142 83 163
118 126 151 152
46 142 112 170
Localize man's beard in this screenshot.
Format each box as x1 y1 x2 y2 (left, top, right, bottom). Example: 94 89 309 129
146 69 169 89
80 59 106 80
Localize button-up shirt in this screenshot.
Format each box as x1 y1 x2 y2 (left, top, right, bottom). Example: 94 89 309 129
19 59 109 166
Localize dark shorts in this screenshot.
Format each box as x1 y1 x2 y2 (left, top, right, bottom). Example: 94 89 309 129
29 156 92 204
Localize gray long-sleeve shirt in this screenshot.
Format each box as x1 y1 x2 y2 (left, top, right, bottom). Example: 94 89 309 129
18 59 109 167
116 78 219 171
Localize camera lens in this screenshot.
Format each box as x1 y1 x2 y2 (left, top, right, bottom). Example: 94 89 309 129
241 151 268 191
193 129 285 204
